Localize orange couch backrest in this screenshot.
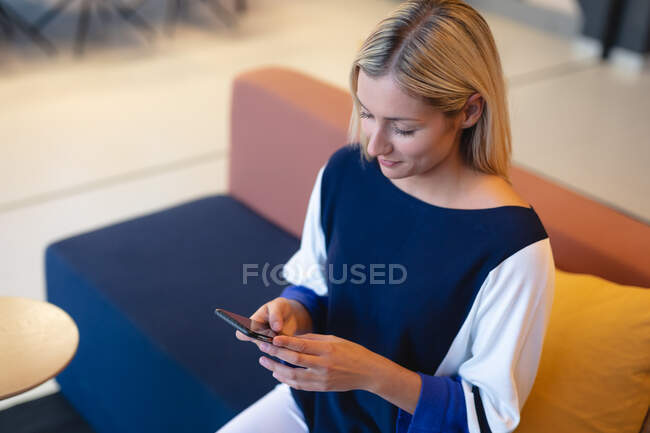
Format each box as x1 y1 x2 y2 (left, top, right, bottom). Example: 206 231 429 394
229 66 650 288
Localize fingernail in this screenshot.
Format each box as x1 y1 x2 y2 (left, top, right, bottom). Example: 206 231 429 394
259 357 267 366
272 322 280 330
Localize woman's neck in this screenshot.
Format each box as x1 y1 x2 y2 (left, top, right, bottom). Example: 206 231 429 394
390 145 478 209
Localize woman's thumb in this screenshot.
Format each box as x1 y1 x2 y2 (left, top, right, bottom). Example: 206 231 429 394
268 302 285 332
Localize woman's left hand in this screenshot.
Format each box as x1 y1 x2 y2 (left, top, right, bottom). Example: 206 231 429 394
257 333 384 392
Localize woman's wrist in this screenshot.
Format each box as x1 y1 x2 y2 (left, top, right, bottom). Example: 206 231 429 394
365 355 422 415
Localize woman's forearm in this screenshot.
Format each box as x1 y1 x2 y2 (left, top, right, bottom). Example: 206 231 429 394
365 355 422 415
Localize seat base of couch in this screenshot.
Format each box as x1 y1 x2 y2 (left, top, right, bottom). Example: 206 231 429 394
46 195 299 433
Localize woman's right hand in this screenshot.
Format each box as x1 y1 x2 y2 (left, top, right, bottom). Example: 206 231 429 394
235 297 313 346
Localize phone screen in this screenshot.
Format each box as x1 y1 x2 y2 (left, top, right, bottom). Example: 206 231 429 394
215 308 277 343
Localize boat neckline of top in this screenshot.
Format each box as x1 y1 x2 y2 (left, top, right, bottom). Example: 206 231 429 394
370 159 534 213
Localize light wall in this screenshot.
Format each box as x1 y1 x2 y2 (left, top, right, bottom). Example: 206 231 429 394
524 0 580 15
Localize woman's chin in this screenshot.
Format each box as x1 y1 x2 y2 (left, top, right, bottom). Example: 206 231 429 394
379 163 408 179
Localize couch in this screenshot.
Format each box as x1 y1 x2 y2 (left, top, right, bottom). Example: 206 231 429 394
45 66 650 433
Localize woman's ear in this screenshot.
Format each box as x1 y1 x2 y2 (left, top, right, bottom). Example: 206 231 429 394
460 93 484 129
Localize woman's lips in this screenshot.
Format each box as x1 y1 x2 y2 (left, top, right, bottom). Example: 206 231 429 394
379 158 400 167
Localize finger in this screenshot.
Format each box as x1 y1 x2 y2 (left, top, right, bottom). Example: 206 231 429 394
292 333 330 340
258 356 321 391
258 341 320 368
235 330 263 348
269 335 326 356
267 300 288 333
235 330 255 342
275 377 322 392
258 355 313 379
250 303 270 324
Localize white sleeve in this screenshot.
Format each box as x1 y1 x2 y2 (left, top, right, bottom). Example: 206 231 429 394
281 165 328 296
458 238 555 433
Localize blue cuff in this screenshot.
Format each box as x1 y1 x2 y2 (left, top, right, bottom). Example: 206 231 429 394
395 373 469 433
279 285 328 334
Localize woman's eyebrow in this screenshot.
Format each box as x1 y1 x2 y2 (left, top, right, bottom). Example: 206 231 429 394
356 96 421 121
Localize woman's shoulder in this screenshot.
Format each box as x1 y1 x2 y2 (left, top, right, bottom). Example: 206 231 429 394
324 144 364 172
459 172 550 260
463 172 529 210
321 144 369 189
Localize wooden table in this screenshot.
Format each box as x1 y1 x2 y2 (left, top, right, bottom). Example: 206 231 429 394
0 296 79 401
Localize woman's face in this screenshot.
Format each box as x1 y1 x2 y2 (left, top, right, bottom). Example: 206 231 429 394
356 69 463 180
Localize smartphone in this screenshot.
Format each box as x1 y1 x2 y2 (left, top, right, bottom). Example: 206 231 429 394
215 308 277 343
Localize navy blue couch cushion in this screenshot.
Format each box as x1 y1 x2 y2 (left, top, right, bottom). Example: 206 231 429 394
46 195 300 432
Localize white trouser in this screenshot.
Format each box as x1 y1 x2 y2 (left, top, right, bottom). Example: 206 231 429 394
216 383 309 433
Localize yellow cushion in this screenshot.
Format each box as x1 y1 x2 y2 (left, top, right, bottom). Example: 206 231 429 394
516 269 650 433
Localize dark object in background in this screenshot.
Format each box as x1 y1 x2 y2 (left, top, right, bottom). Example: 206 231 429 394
164 0 240 36
0 392 96 433
1 0 247 56
31 0 156 56
465 0 649 59
0 0 56 53
610 0 650 56
577 0 650 58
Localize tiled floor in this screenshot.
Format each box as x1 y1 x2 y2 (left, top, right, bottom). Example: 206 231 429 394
0 0 648 410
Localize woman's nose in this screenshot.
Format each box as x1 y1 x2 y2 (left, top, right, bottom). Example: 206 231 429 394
366 129 391 157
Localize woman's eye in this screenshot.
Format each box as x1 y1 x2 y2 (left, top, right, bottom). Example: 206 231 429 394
360 110 415 136
393 127 415 136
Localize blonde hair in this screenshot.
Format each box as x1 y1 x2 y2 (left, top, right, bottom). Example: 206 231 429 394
347 0 512 180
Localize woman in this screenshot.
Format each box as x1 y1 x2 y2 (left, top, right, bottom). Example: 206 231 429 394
218 0 554 432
